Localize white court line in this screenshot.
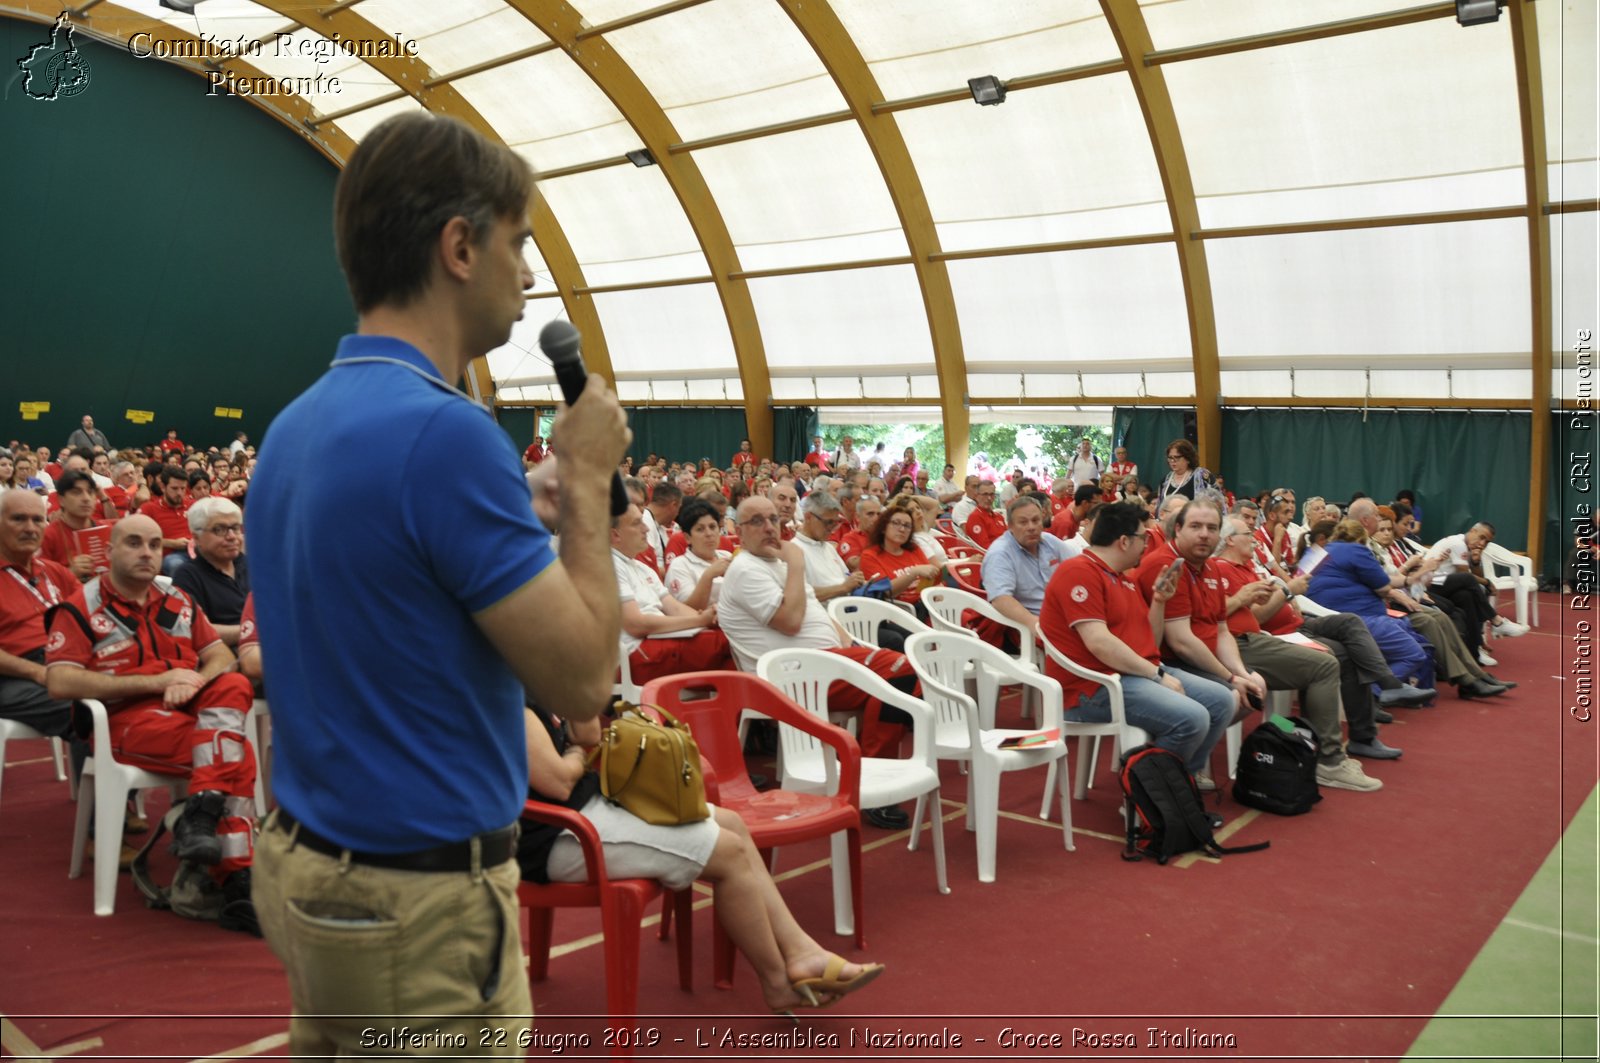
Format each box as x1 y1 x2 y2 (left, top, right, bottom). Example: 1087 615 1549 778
1503 916 1600 947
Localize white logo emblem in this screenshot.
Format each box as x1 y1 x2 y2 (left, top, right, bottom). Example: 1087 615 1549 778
89 614 114 635
1253 751 1275 765
1070 585 1088 603
241 620 255 641
179 606 192 626
46 631 66 653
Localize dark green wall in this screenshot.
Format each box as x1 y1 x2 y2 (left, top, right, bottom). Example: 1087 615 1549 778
1 16 352 454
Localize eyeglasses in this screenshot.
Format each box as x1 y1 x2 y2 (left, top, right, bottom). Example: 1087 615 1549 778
886 519 914 530
206 523 243 537
739 514 781 528
817 515 844 529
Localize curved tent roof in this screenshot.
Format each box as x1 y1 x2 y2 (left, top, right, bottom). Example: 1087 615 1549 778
17 0 1595 544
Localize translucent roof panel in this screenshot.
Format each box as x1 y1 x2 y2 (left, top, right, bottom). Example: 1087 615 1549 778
486 315 557 388
359 0 549 72
1553 210 1598 368
1166 18 1526 227
606 0 846 144
746 266 934 371
1138 0 1407 51
615 379 746 403
591 285 739 377
895 78 1170 252
459 53 638 173
832 0 1119 102
1539 0 1599 201
1220 369 1529 402
948 244 1191 366
967 372 1196 399
771 376 942 402
331 95 426 146
241 27 390 117
1207 219 1531 360
536 167 709 286
138 0 287 44
692 123 908 270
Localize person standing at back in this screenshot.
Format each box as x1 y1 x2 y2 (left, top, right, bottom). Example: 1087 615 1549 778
246 112 629 1057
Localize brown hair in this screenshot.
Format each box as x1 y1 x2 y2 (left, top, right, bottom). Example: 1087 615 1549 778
867 498 922 551
334 112 533 313
1165 437 1198 470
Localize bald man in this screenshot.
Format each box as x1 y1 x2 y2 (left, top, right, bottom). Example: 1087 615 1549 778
46 515 260 933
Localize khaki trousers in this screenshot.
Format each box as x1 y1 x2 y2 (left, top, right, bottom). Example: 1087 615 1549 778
254 811 532 1059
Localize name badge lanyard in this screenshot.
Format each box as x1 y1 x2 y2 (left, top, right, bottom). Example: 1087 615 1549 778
5 565 62 609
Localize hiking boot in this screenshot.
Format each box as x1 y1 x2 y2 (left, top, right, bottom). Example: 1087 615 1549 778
172 791 225 866
1346 737 1403 760
218 869 261 937
1316 758 1383 792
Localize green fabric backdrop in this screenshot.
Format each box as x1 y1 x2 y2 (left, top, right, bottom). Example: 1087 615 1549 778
771 407 820 464
1 17 351 452
1112 407 1192 492
622 408 747 466
1548 409 1596 580
1221 409 1532 550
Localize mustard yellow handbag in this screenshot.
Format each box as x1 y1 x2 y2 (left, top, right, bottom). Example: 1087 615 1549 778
589 704 709 826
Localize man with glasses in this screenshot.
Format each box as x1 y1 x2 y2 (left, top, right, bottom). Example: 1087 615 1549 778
793 491 865 602
1040 501 1234 781
962 480 1006 549
720 497 920 761
173 497 250 647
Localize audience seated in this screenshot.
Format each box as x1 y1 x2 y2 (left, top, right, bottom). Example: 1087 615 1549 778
638 481 682 575
962 480 1006 549
791 491 865 602
663 499 732 609
0 490 80 742
610 504 733 686
857 498 943 614
172 498 250 647
39 469 105 581
982 494 1077 635
838 495 882 570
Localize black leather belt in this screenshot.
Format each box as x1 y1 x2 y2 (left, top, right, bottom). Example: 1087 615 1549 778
274 808 517 872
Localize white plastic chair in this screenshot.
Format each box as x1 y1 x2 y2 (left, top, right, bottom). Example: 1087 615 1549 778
245 698 272 816
1291 594 1337 618
613 646 642 702
1224 689 1291 780
903 632 1072 883
0 718 70 812
757 648 948 933
69 699 187 916
1482 542 1539 628
827 596 932 648
920 585 1043 724
1036 631 1152 799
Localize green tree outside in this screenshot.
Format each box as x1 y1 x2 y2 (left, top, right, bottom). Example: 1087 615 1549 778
820 422 1113 478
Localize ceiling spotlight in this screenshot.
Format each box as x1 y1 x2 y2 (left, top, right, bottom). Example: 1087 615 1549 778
967 75 1007 107
625 148 656 167
1455 0 1502 26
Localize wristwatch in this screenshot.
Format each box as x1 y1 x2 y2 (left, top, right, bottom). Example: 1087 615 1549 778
1154 666 1167 680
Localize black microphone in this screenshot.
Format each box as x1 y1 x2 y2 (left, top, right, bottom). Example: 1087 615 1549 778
538 319 630 517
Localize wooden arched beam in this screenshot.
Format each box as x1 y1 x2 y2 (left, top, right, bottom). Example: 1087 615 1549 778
13 1 355 163
245 0 615 400
1508 0 1553 568
1100 0 1222 471
503 3 775 459
778 0 970 473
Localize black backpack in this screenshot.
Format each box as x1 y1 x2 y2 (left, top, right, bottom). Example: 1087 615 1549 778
1232 716 1322 816
1119 746 1269 864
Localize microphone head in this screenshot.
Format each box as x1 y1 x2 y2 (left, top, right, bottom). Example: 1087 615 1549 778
537 319 583 366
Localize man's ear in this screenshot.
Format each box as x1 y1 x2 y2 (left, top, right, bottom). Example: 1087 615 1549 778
437 216 477 284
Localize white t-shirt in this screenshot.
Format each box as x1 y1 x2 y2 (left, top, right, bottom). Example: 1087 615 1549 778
1425 533 1472 585
639 508 673 572
931 476 961 500
913 530 948 567
719 551 845 668
792 533 850 590
997 481 1019 505
664 549 730 604
1067 453 1104 487
613 549 701 655
950 496 977 525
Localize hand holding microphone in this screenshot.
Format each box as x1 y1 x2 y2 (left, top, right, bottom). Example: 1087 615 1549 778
538 319 631 517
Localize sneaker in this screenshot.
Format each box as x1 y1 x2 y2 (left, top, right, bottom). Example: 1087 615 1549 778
172 791 225 866
1316 758 1383 792
1493 618 1529 638
1346 738 1403 760
1193 768 1217 793
1373 707 1395 724
1477 648 1499 667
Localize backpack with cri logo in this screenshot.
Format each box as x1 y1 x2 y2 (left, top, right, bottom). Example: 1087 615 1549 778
1232 715 1322 816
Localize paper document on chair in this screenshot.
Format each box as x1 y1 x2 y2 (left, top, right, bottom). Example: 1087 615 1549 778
1295 544 1327 576
998 728 1061 751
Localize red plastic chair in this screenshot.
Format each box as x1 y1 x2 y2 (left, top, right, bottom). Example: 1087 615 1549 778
639 671 864 987
947 557 985 596
517 802 693 1042
943 541 985 562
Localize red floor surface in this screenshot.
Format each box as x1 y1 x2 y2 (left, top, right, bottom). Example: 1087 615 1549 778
2 593 1592 1061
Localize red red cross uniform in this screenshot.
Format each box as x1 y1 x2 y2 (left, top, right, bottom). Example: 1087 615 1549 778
47 578 256 881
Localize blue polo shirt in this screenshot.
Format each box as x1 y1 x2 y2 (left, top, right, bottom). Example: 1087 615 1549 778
981 530 1076 615
248 335 555 851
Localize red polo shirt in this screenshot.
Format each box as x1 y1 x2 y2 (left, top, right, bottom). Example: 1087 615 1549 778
0 558 81 656
964 507 1007 550
1136 544 1225 652
142 497 191 555
1212 557 1265 637
1042 551 1158 705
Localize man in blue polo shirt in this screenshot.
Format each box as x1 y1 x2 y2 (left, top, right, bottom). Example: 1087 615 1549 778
247 112 628 1056
981 493 1079 635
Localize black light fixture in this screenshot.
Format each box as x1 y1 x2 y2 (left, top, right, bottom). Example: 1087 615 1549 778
967 75 1007 107
1455 0 1502 26
625 148 656 167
